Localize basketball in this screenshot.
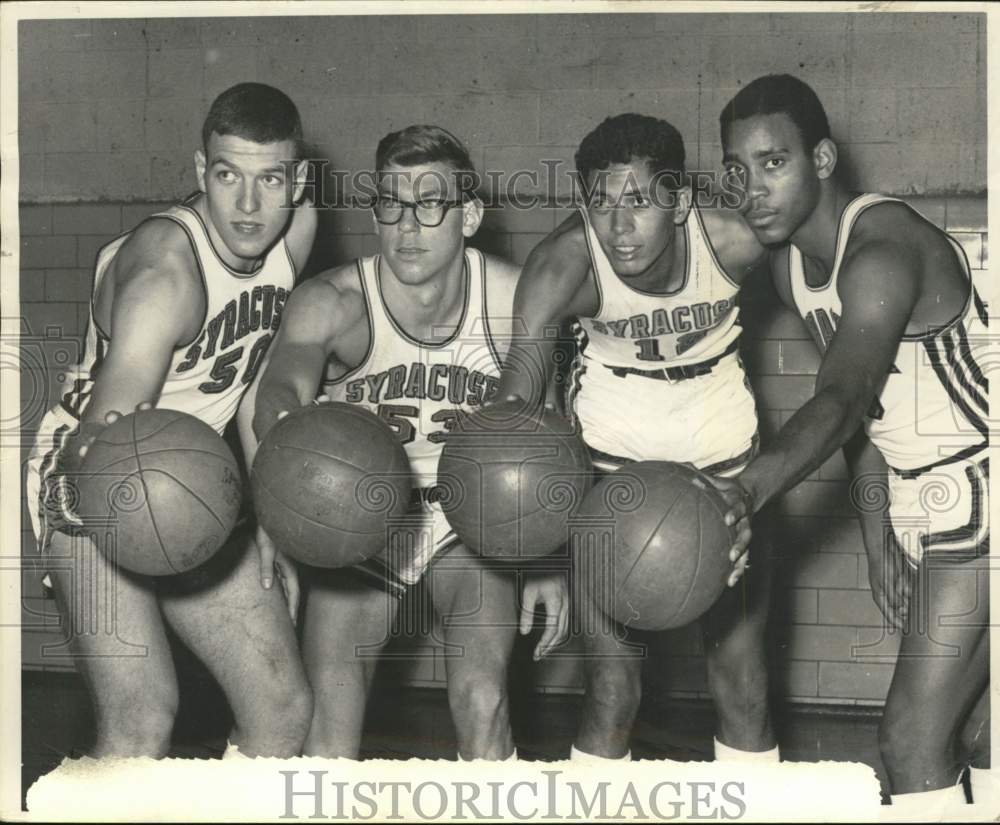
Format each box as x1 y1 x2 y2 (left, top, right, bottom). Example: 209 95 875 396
251 402 412 568
438 399 592 560
77 408 243 576
577 461 735 631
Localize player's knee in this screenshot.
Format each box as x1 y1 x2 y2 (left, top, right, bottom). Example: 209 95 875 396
448 666 508 724
585 666 641 718
247 671 313 745
276 676 314 734
98 690 178 756
706 651 767 709
878 712 914 772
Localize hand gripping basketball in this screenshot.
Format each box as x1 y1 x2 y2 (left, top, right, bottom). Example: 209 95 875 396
76 404 244 575
697 473 755 587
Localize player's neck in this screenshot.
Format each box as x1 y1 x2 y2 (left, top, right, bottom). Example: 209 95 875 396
380 249 468 337
788 184 854 273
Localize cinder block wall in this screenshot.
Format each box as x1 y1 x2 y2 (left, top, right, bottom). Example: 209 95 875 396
17 14 988 707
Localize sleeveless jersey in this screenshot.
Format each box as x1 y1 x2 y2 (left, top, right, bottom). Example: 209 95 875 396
789 193 989 473
323 249 506 488
59 196 295 434
576 204 742 368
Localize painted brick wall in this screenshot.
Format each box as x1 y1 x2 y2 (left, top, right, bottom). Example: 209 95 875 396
16 12 988 702
17 196 989 709
18 12 986 202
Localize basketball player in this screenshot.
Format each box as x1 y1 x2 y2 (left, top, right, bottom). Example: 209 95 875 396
25 83 317 758
496 113 777 763
714 74 991 812
252 125 568 760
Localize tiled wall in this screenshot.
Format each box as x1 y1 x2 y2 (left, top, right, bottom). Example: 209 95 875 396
17 195 989 707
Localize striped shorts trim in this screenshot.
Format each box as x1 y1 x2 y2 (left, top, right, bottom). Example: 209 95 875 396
889 452 989 568
588 432 759 479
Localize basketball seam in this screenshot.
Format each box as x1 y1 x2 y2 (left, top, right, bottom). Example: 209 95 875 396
95 413 188 446
263 443 378 476
614 486 685 620
253 474 393 536
129 414 174 573
142 469 231 532
84 447 236 476
660 492 703 628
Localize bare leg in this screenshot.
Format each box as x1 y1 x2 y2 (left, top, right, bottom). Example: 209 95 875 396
159 528 312 757
960 687 990 769
428 544 518 760
300 567 399 758
700 533 775 752
879 557 990 793
43 530 178 757
573 585 644 759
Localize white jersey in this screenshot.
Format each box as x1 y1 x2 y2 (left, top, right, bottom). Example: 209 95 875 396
323 249 507 488
575 204 742 368
568 205 757 473
789 193 989 473
59 197 295 434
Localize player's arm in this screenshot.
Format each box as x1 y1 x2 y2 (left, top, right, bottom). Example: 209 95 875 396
236 346 271 467
496 217 597 411
738 240 920 512
284 196 318 277
251 275 345 441
73 226 205 449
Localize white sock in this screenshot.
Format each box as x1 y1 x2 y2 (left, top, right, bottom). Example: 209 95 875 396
713 737 780 762
459 747 517 761
222 739 250 760
887 783 966 818
969 767 1000 808
570 744 631 762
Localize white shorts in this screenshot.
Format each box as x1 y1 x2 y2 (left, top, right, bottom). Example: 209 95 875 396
353 489 460 598
568 350 759 477
888 451 990 568
25 404 81 551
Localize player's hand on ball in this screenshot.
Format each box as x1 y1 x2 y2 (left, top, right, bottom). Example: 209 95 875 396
77 401 153 460
274 394 332 423
520 572 569 660
695 474 754 587
256 524 301 624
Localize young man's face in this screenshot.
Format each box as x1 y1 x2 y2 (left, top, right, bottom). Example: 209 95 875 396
585 160 687 280
722 112 821 246
374 162 479 286
196 132 301 269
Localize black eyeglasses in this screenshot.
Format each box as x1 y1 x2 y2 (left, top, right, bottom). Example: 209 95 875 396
372 196 464 228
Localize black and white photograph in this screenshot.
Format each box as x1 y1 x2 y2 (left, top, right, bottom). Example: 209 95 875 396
1 2 995 820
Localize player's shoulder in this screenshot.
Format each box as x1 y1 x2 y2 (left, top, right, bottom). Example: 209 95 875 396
696 203 767 279
851 199 935 251
316 259 366 296
112 217 201 295
479 251 521 284
287 261 368 331
842 202 925 279
542 210 589 257
524 211 590 285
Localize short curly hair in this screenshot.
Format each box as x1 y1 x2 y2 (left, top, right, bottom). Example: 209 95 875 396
574 113 686 190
